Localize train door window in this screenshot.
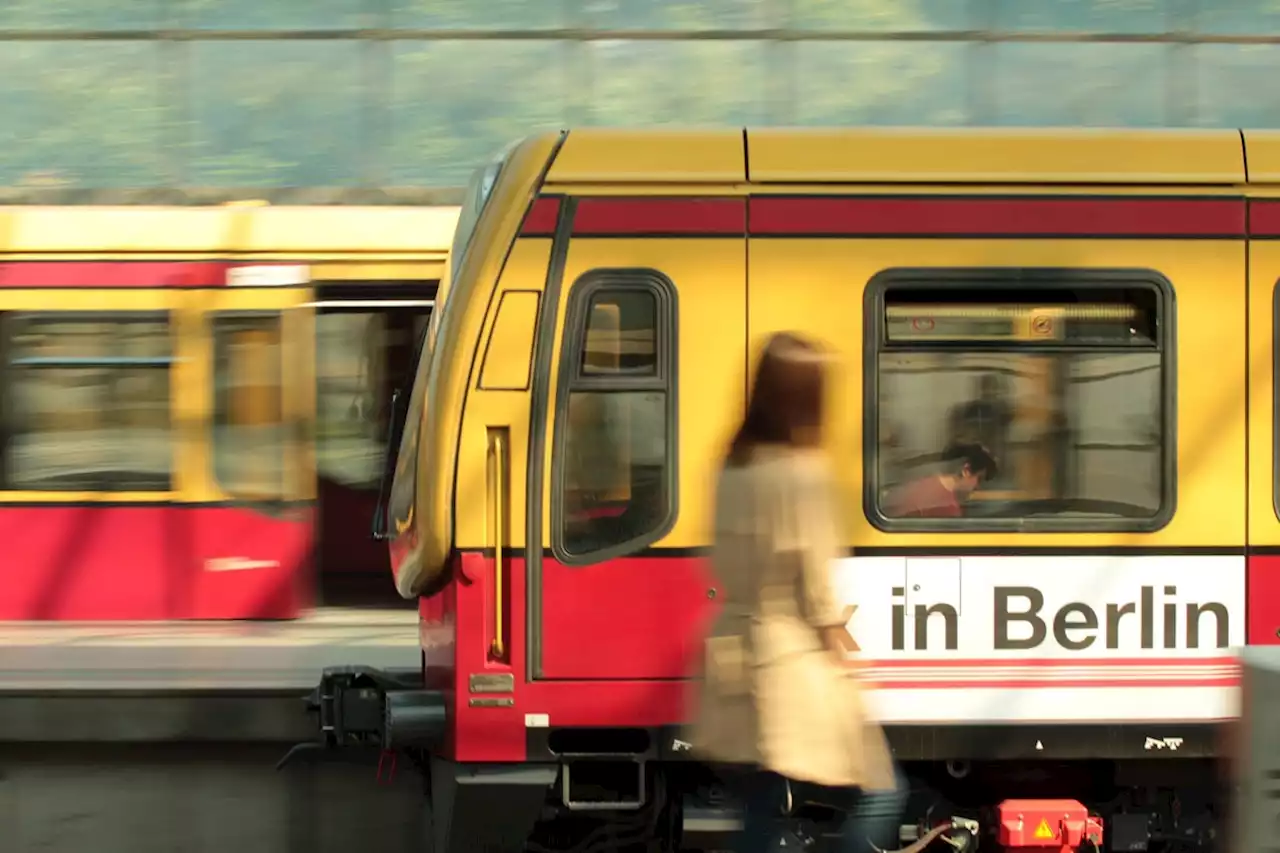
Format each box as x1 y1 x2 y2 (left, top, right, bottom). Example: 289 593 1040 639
319 313 383 491
552 270 677 563
867 271 1172 531
212 314 285 498
1 313 173 492
316 310 429 488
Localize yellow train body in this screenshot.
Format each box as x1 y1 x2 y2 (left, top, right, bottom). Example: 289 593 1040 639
382 128 1280 745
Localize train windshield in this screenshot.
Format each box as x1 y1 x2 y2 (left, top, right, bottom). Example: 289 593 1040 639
378 149 511 542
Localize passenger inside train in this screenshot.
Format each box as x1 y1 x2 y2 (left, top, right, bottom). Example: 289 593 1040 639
881 442 999 519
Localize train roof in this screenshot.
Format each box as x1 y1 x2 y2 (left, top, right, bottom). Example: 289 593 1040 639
541 127 1280 187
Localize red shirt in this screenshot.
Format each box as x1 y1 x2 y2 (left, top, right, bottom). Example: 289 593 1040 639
884 476 961 518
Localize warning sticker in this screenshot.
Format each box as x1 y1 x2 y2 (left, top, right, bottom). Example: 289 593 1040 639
1034 819 1055 840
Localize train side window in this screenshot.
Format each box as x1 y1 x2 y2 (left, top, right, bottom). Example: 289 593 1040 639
2 313 173 492
212 314 285 499
552 270 678 564
867 271 1173 532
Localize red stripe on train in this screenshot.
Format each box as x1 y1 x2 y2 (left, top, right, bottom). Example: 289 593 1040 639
0 262 240 288
571 197 746 236
532 195 1245 239
1248 200 1280 237
749 196 1246 238
519 196 562 237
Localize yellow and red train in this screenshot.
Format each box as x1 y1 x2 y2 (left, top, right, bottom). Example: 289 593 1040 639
0 204 458 619
305 128 1280 852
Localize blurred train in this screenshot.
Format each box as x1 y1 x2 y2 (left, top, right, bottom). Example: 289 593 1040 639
0 203 459 619
300 127 1280 853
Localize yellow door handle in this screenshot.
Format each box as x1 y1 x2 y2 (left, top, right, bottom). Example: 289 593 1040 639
489 430 507 659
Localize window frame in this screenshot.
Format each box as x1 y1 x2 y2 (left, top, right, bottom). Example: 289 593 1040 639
863 267 1177 534
1 309 175 493
210 309 287 503
549 268 680 566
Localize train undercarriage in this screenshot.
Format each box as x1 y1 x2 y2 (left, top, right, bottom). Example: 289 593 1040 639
278 666 1230 853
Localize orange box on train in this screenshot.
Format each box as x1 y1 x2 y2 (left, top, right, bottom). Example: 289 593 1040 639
0 204 459 620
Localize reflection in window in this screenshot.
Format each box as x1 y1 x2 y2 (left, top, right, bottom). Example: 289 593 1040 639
580 290 658 377
558 278 674 559
4 315 172 491
317 312 428 491
874 285 1166 525
213 315 284 498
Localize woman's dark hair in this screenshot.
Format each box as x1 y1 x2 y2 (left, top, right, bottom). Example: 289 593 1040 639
726 332 829 467
941 442 999 481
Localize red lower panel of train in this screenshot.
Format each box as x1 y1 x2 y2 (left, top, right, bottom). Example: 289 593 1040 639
425 550 1280 762
0 505 313 620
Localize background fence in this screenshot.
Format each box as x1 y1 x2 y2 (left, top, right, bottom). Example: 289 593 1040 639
3 0 1280 201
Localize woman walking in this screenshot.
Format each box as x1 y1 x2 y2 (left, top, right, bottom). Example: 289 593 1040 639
687 332 907 853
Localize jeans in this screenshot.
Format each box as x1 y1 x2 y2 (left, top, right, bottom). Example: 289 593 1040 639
729 763 909 853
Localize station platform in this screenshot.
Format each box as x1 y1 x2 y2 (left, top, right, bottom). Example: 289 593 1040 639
0 607 421 743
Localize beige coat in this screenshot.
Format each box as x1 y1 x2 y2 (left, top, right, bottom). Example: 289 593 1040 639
684 447 895 792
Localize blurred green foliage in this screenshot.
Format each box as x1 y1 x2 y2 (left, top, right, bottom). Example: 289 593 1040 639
0 0 1279 189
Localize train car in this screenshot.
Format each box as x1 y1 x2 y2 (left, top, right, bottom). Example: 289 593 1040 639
0 203 460 620
303 129 1280 852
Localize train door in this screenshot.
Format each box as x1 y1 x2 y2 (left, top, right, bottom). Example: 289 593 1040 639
188 266 316 618
530 196 748 681
309 279 434 603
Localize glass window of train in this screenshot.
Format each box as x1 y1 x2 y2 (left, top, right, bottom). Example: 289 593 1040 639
317 309 429 491
555 273 676 562
870 278 1169 530
578 290 658 378
212 314 285 499
2 314 173 492
315 312 411 492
